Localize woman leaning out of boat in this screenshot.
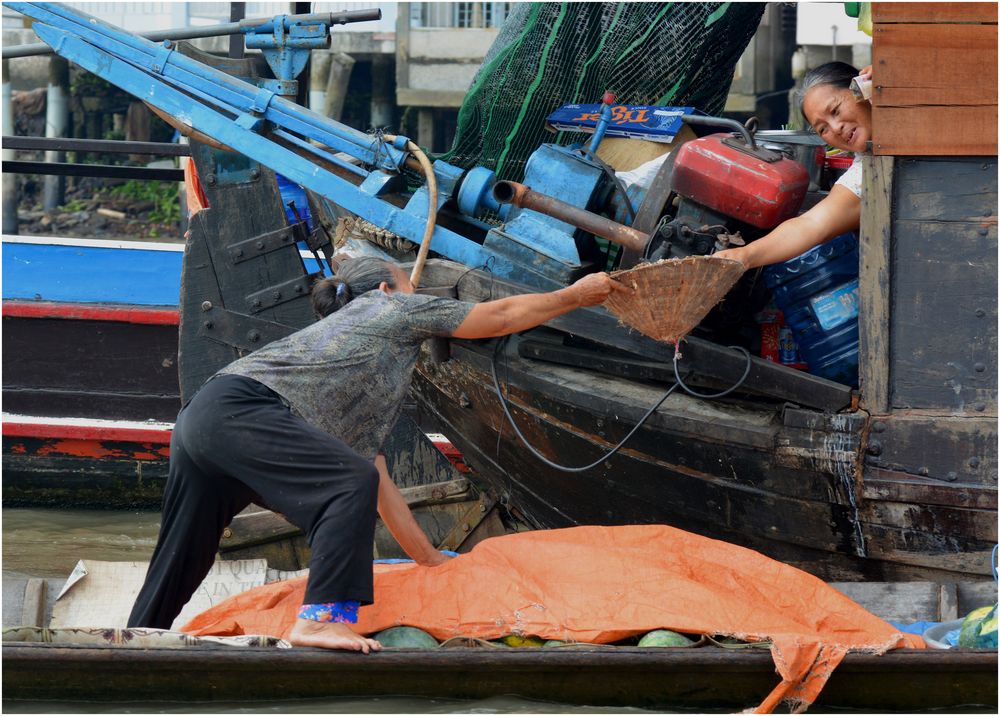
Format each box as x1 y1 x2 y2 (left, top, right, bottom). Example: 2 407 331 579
127 256 629 652
715 61 873 268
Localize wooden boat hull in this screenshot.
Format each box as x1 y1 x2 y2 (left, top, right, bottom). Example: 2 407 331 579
411 332 996 583
2 642 996 710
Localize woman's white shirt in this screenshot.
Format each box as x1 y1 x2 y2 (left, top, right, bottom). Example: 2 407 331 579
834 155 863 197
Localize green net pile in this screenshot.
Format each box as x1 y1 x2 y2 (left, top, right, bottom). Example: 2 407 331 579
436 2 765 182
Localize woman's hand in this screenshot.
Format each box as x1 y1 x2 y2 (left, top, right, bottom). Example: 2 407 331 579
858 65 872 80
713 247 749 268
419 551 455 567
567 272 633 307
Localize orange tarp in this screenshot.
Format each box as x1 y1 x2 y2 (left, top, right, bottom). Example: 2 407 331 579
185 525 922 713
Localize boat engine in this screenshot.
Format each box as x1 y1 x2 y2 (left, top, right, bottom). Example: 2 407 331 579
643 133 810 262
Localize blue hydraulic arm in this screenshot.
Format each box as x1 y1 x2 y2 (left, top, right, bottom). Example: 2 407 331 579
6 2 508 275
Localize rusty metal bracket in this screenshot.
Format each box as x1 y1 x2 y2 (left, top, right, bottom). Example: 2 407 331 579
436 493 495 552
245 273 319 314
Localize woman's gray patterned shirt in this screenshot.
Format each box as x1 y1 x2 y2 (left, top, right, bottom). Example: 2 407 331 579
217 291 474 459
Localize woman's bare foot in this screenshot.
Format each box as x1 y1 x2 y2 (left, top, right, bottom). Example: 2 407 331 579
288 618 382 653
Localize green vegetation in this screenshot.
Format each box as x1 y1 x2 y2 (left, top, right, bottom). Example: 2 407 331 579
60 198 88 212
109 180 180 224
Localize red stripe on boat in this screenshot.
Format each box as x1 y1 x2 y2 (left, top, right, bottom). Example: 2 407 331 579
2 301 179 325
2 422 173 445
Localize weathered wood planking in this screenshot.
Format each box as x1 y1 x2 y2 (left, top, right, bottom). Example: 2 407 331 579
858 156 893 414
420 342 867 561
2 444 170 508
872 6 998 156
886 157 998 413
2 642 997 710
889 219 997 412
865 415 997 486
874 3 998 24
1 315 181 422
873 24 997 106
892 157 999 222
863 468 998 510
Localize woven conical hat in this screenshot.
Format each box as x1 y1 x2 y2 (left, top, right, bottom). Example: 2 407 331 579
604 256 745 345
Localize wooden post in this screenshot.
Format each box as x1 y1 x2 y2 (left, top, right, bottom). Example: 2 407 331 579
2 58 18 235
309 50 330 113
42 56 69 210
370 54 394 129
228 2 246 59
323 52 355 121
859 155 894 414
417 108 435 151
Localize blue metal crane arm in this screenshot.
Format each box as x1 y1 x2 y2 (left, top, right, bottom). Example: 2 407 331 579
6 2 407 172
18 15 505 275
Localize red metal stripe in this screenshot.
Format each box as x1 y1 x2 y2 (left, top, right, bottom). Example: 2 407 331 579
2 421 172 445
2 301 179 325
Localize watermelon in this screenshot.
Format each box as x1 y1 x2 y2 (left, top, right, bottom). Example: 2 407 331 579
373 626 439 648
638 629 696 647
497 634 546 648
958 604 998 648
543 639 568 647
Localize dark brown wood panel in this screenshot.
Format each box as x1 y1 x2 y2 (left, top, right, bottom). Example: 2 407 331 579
864 415 997 486
864 468 998 510
2 315 181 421
2 643 996 710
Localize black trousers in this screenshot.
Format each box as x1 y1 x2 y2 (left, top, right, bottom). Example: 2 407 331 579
128 374 379 629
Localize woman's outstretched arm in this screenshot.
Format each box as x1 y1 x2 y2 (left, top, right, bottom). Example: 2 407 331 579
451 271 631 339
715 185 861 270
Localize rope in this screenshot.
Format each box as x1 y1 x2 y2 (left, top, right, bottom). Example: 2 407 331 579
381 133 437 288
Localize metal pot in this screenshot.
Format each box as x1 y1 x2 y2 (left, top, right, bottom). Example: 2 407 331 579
753 130 826 190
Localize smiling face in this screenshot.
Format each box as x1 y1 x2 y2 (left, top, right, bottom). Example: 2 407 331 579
802 84 872 153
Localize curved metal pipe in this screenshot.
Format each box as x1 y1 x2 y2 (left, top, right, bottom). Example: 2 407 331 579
680 115 756 150
493 181 650 254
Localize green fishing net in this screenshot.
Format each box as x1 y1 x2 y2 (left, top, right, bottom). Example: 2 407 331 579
436 2 765 182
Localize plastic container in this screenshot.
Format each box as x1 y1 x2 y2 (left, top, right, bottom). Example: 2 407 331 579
763 232 860 385
922 619 964 649
275 173 313 230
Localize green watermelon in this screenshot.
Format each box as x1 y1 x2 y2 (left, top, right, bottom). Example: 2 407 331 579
958 604 998 648
373 626 439 648
543 639 568 647
638 629 696 647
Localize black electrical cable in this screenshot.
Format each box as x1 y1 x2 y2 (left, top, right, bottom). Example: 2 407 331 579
490 338 753 473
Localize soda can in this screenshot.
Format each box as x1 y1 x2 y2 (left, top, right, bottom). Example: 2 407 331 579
779 327 799 365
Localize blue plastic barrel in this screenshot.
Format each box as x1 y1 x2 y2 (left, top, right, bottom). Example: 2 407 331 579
763 232 860 385
275 173 313 230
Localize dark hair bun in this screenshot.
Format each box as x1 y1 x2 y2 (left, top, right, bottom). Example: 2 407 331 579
311 276 352 318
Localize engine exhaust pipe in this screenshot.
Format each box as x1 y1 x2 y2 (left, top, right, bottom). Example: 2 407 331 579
492 181 650 254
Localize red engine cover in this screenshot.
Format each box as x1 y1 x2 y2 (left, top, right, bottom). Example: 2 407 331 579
671 135 809 229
